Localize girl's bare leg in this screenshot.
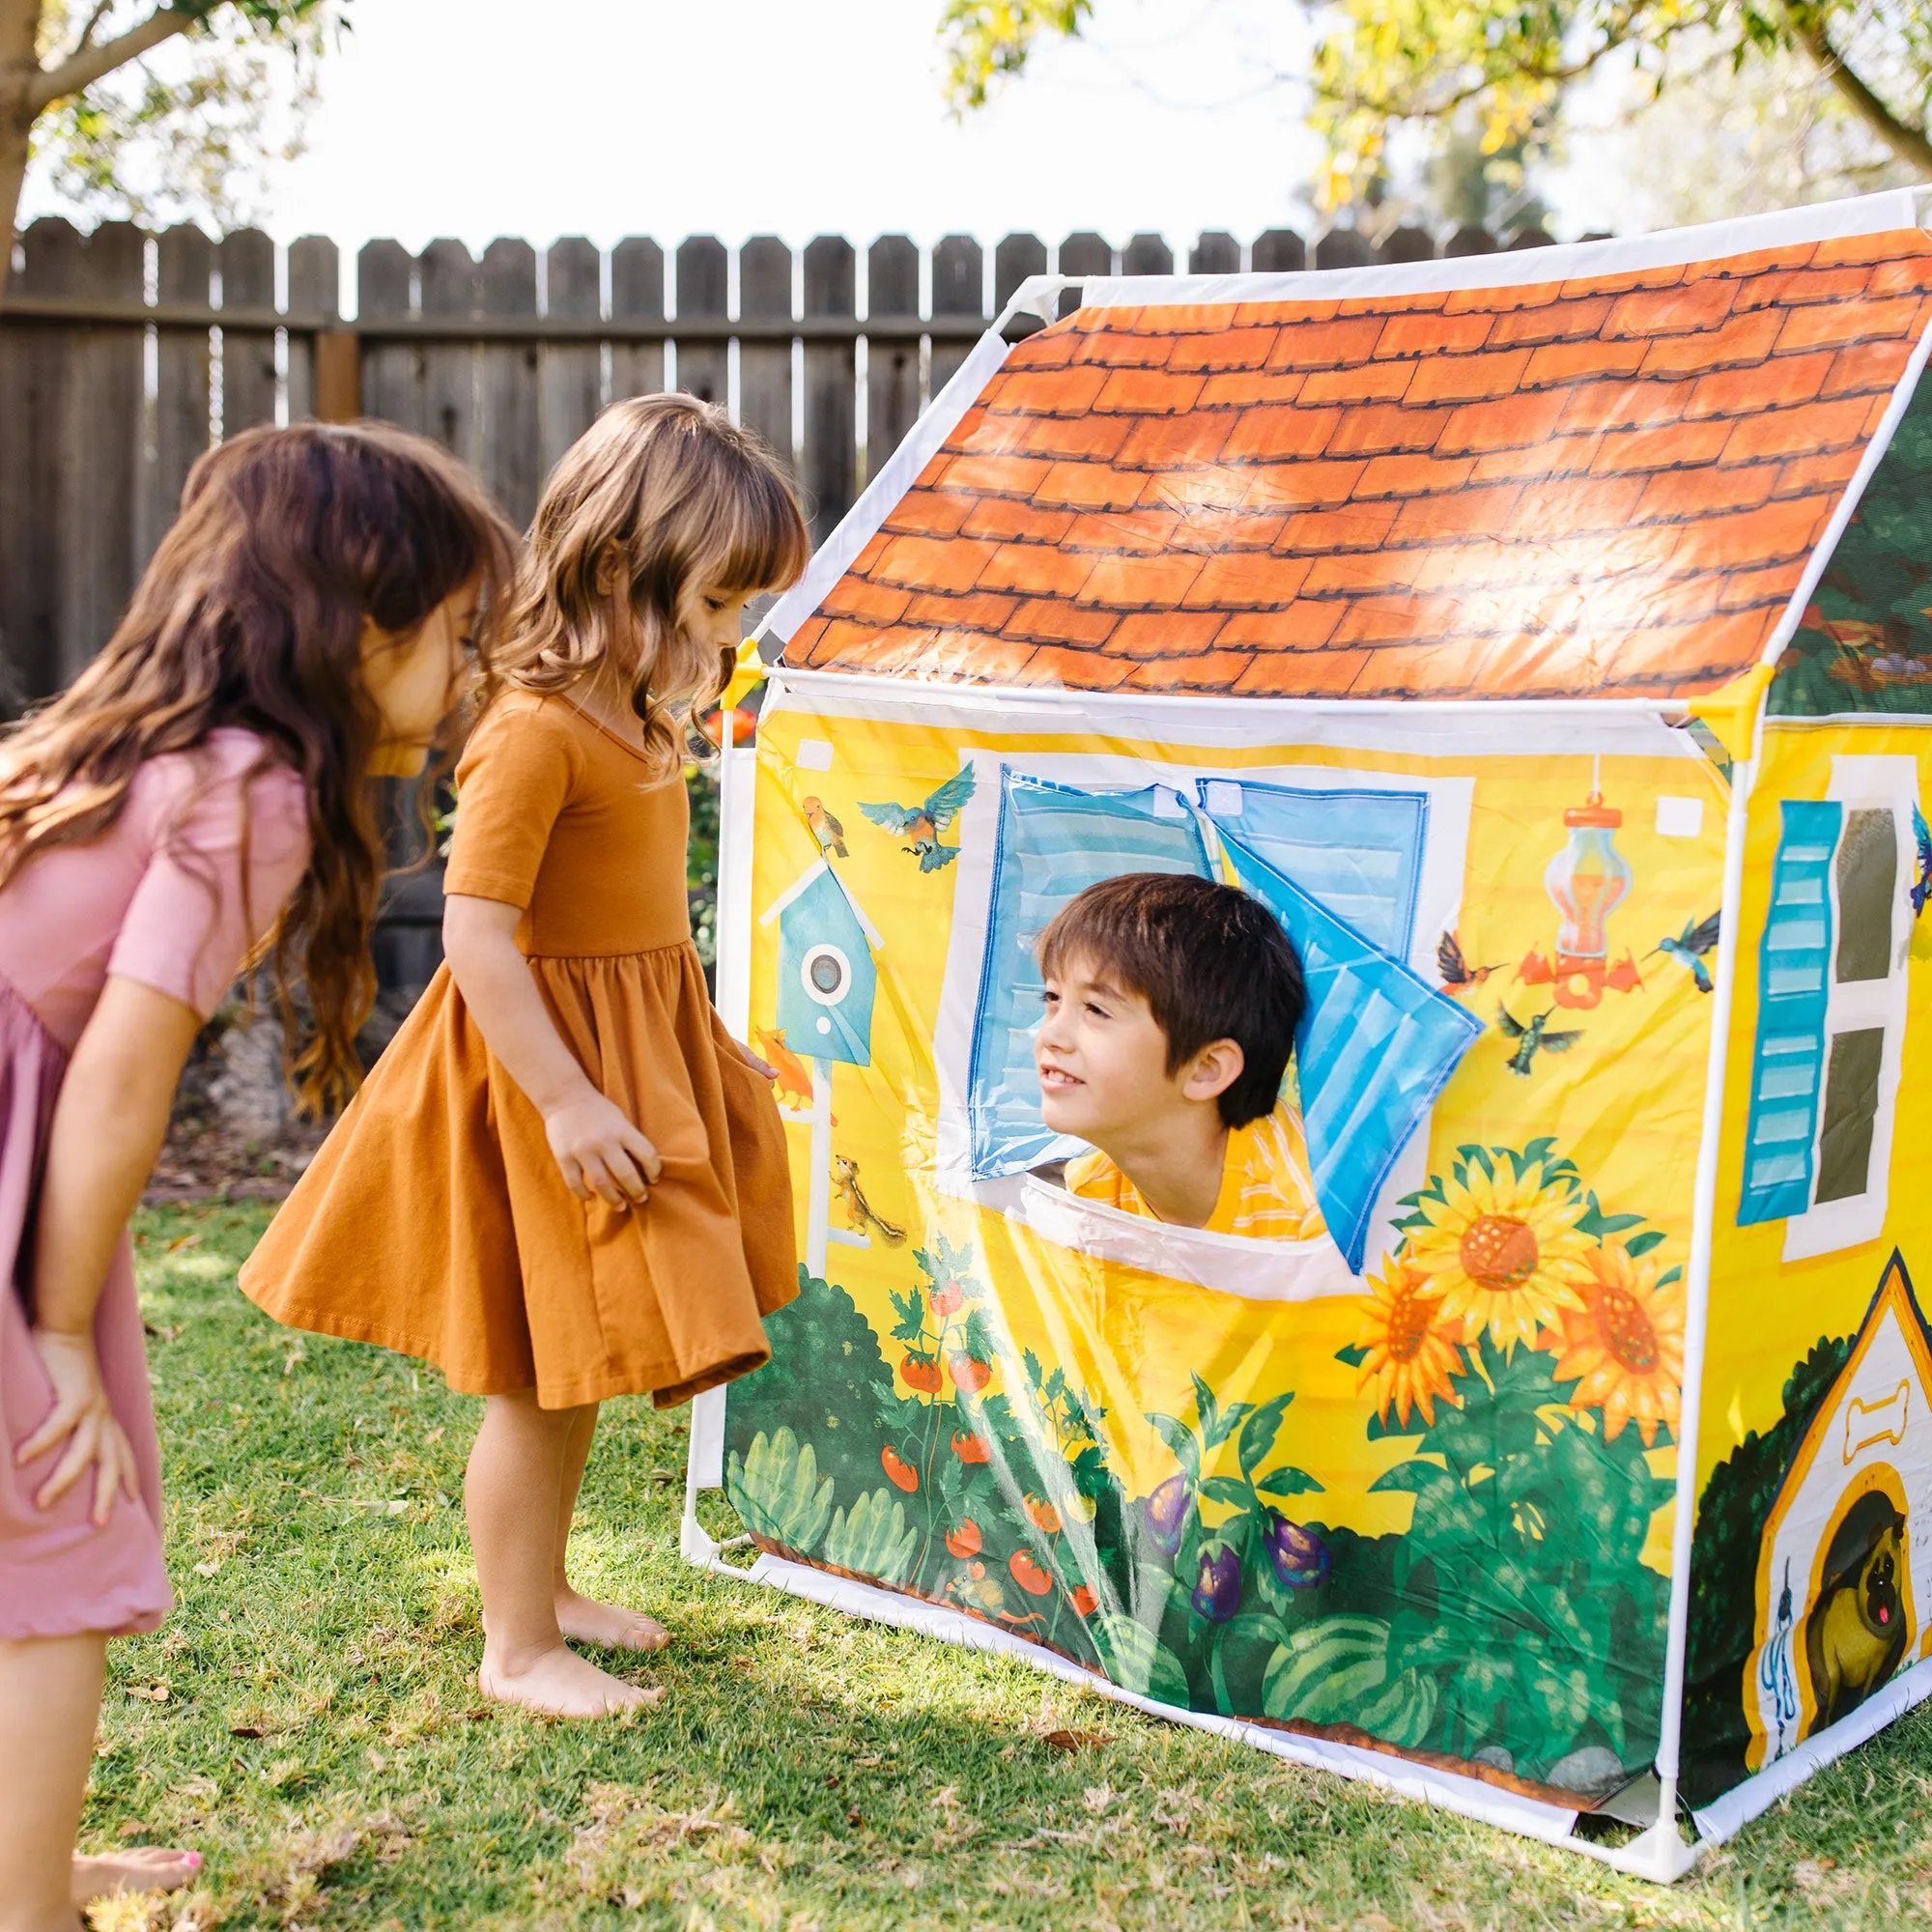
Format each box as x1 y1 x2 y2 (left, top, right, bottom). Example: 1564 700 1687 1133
0 1633 199 1932
551 1403 668 1653
467 1389 657 1717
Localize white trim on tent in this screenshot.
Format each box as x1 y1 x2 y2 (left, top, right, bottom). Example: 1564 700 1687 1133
675 1520 1704 1879
1026 187 1932 316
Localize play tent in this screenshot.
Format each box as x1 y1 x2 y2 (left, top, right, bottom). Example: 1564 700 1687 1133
680 190 1932 1880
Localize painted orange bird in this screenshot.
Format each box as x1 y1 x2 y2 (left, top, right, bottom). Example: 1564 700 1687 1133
801 796 847 858
1437 929 1500 995
753 1026 834 1119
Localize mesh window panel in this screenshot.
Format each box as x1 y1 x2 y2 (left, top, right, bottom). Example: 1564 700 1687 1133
1834 808 1897 982
1816 1026 1886 1204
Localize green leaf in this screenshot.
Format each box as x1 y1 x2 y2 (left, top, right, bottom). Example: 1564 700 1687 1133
1333 1343 1371 1368
1197 1475 1254 1510
1255 1465 1323 1497
1148 1411 1201 1478
725 1428 835 1554
1237 1391 1293 1476
1624 1229 1667 1259
1190 1372 1221 1445
822 1487 919 1583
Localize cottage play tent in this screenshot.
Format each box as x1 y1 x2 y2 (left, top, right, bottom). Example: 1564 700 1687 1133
680 190 1932 1879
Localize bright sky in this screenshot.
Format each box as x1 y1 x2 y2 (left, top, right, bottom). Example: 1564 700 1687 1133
238 0 1325 298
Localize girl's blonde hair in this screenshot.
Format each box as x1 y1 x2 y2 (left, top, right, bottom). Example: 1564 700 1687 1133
491 395 809 778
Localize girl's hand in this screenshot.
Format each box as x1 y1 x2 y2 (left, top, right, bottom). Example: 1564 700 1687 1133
544 1092 663 1208
16 1328 140 1525
735 1039 778 1081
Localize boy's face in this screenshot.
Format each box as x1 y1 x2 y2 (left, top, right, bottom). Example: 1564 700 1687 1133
1036 952 1240 1146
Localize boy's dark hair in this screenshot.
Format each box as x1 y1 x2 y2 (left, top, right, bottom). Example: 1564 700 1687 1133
1037 872 1305 1129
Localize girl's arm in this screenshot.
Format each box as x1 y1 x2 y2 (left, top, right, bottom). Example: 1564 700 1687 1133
18 977 203 1522
442 894 662 1208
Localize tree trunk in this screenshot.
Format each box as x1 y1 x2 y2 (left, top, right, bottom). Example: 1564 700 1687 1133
1790 14 1932 178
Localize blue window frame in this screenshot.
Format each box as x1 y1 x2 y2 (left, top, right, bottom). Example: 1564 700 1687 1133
1739 800 1842 1225
1195 779 1430 962
967 775 1212 1181
1219 829 1482 1271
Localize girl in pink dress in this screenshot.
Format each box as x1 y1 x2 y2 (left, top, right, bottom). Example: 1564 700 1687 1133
0 422 516 1930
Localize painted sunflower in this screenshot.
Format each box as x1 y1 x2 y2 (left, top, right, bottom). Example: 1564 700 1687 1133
1403 1156 1594 1350
1540 1243 1686 1447
1353 1256 1465 1429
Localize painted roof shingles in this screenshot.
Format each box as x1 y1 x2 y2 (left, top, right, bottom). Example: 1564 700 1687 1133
786 232 1932 700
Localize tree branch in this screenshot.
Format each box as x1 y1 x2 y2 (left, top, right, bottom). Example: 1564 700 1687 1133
27 4 192 116
1790 12 1932 176
74 1 117 53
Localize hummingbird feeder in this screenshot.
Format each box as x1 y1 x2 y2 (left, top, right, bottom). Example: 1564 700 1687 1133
1520 781 1640 1009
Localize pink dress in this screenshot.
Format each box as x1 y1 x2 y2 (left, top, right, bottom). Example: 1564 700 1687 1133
0 729 308 1640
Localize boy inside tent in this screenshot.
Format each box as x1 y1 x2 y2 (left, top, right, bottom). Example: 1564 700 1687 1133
1033 872 1326 1244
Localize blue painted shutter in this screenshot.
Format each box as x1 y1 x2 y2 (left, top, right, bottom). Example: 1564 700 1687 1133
1219 829 1483 1272
967 775 1212 1180
1196 779 1431 961
1738 800 1842 1225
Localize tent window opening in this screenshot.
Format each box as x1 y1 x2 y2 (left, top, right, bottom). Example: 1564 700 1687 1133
1742 767 1916 1256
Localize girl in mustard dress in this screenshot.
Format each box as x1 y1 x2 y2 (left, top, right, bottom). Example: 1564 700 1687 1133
242 397 809 1718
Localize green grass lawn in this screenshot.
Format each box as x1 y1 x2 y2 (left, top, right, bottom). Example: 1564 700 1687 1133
87 1202 1932 1930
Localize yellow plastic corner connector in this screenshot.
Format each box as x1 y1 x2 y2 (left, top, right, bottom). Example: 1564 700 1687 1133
723 635 768 715
1688 661 1775 765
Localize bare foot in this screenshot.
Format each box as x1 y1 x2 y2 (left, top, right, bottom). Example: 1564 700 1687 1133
71 1846 202 1904
555 1585 669 1653
478 1641 665 1718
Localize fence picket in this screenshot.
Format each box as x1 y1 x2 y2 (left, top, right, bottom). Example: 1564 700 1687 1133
419 240 479 463
152 224 213 568
542 237 602 473
738 235 793 469
481 238 541 526
803 235 856 542
286 234 339 421
610 237 665 403
220 227 278 437
929 234 983 396
866 235 920 494
994 232 1047 316
357 240 418 432
675 236 727 408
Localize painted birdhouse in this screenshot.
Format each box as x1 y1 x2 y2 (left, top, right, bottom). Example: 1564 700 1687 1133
761 859 881 1067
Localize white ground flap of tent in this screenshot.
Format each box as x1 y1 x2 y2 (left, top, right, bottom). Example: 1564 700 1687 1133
1691 1652 1932 1843
697 1542 1586 1849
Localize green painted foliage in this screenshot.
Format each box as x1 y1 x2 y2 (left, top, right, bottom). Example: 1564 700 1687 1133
824 1487 919 1584
726 1428 835 1556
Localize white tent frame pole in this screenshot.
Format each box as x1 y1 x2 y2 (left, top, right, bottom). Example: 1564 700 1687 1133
1645 687 1766 1876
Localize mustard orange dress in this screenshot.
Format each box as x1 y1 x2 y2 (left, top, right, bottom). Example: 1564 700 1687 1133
241 693 797 1409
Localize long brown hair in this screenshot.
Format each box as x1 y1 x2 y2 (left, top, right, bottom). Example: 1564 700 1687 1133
491 394 809 780
0 421 520 1112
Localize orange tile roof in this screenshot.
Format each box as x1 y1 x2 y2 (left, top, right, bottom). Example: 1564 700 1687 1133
787 233 1932 700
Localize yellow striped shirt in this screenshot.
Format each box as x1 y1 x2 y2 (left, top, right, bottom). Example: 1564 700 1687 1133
1064 1096 1328 1242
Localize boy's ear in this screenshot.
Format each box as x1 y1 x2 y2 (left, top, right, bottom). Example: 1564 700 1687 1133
593 542 626 598
1181 1038 1244 1105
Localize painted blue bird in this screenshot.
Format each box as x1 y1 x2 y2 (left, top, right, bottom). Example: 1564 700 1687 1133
1912 807 1931 920
1647 911 1721 993
1496 1003 1583 1076
859 768 978 872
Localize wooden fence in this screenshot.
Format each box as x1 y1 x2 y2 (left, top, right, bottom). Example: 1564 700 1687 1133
0 215 1561 993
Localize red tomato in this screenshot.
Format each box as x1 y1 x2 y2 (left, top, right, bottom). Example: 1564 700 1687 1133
1009 1550 1054 1596
1069 1584 1099 1617
949 1352 993 1394
945 1520 982 1558
880 1447 919 1492
930 1281 965 1316
900 1353 943 1393
1025 1496 1062 1535
952 1431 991 1465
